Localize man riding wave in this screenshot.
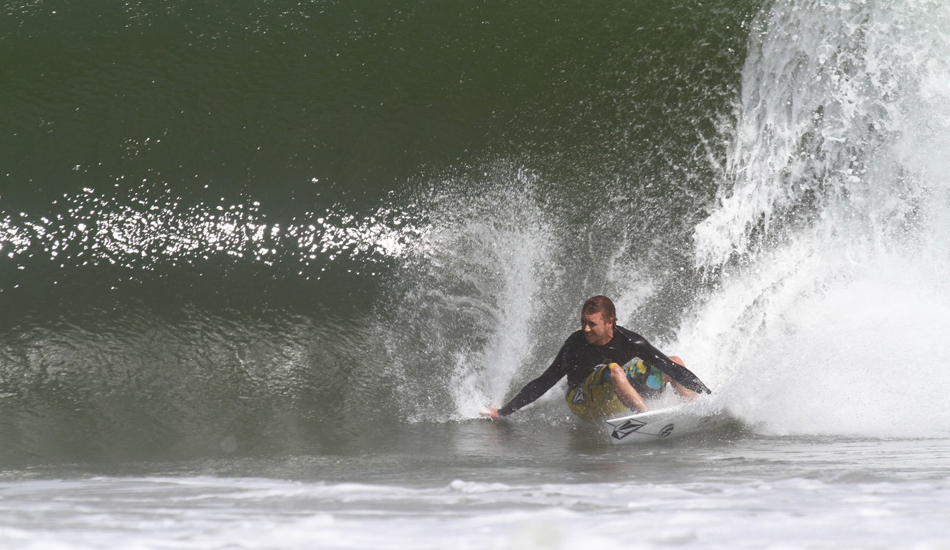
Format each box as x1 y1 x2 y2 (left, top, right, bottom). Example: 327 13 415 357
482 295 710 420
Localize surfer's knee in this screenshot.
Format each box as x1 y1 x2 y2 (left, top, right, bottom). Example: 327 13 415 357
669 355 685 367
608 362 628 387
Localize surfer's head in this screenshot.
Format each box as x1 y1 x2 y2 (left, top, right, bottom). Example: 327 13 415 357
581 295 616 345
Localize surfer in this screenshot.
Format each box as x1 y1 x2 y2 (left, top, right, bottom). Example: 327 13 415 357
481 295 710 420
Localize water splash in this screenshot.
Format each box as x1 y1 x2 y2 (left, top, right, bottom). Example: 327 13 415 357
380 165 559 421
681 0 950 437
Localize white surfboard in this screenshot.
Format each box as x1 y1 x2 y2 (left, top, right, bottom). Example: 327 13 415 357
604 403 728 444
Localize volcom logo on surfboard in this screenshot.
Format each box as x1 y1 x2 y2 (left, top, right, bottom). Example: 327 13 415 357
609 420 676 440
610 418 646 440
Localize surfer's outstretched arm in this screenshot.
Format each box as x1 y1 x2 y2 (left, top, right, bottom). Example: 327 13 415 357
481 354 567 419
480 408 500 419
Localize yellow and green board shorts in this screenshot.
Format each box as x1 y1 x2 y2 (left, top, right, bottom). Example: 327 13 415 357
565 359 665 421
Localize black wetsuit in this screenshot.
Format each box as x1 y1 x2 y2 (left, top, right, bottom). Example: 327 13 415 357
498 325 710 416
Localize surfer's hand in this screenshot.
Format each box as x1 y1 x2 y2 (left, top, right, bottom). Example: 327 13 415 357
479 408 500 420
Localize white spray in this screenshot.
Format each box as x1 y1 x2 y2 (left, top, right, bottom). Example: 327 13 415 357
680 0 950 437
383 166 558 421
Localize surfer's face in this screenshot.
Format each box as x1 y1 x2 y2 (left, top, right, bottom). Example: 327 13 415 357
581 312 614 346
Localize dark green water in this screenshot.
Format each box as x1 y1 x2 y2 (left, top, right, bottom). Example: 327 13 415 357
1 0 761 466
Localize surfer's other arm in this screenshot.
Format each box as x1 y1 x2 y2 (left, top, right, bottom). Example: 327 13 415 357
664 356 699 401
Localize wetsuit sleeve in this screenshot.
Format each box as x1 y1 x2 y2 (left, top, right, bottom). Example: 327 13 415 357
649 352 711 394
617 327 711 394
497 350 568 417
